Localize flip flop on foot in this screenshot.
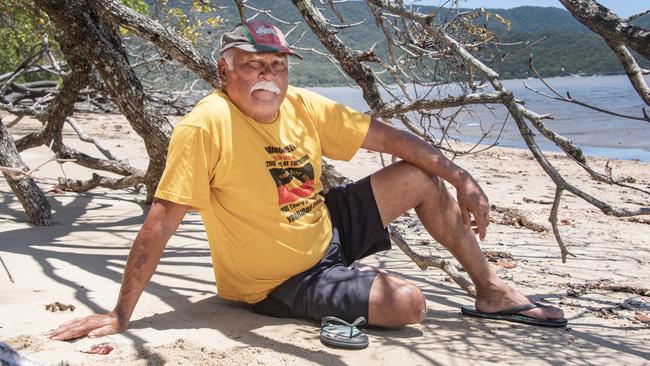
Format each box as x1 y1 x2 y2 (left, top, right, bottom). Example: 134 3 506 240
320 316 369 349
461 302 568 328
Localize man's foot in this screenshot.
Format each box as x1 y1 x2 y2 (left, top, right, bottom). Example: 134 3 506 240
474 281 565 322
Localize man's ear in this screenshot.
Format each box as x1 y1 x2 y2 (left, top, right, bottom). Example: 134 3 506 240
217 58 227 83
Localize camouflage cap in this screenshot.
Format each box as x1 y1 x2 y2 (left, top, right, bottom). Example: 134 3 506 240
221 20 303 60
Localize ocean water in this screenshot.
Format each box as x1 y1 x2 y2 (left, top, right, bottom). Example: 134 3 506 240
308 74 650 161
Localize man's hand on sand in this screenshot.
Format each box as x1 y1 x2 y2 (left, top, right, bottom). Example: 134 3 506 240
455 174 490 240
47 311 125 341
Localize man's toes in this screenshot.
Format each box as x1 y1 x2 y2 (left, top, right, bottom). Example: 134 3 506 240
527 304 564 320
545 305 564 319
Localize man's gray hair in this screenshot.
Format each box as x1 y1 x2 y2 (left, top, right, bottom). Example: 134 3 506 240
219 48 291 72
220 48 235 70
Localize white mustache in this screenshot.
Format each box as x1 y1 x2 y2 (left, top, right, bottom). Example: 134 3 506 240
250 80 280 94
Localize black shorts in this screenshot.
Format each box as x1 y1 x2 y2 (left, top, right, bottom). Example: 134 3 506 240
251 176 392 322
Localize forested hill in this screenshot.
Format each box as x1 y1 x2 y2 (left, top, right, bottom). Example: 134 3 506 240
478 6 650 80
152 2 650 86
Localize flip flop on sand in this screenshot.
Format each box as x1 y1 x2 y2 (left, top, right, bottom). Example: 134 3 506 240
320 316 369 349
461 303 568 328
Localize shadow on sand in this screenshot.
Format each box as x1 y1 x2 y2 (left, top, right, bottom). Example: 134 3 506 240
1 189 648 365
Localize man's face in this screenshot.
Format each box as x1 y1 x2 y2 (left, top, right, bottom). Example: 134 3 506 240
218 48 289 123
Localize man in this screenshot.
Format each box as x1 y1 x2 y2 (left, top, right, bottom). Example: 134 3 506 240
48 20 565 342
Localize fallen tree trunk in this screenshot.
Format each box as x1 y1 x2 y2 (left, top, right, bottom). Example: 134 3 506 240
0 117 53 225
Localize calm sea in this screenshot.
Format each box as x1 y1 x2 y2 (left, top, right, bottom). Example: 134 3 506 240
309 74 650 161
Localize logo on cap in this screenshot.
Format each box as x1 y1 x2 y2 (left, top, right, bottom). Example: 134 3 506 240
255 25 276 37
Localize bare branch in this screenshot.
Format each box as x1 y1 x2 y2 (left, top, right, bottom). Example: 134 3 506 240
548 188 576 263
293 0 384 110
56 172 145 192
329 18 368 29
526 57 649 121
0 116 53 225
626 9 650 23
559 0 650 60
4 116 25 128
42 34 64 76
375 91 513 118
243 4 301 26
389 225 476 297
65 117 118 160
0 44 46 96
325 0 345 23
234 0 246 23
93 0 220 88
57 143 143 177
605 41 650 106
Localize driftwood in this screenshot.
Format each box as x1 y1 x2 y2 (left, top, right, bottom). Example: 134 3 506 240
56 173 145 193
565 282 650 297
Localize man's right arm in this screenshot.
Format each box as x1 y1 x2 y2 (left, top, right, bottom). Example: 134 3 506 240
48 198 188 340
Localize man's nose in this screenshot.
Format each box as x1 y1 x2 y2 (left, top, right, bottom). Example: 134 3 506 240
259 63 276 78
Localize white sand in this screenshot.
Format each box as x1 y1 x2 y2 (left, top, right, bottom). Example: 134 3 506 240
1 113 649 365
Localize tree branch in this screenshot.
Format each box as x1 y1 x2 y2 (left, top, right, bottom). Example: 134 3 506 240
56 172 145 192
293 0 385 110
559 0 650 61
65 117 118 160
375 91 513 118
605 40 650 106
389 225 476 297
93 0 220 88
549 188 576 263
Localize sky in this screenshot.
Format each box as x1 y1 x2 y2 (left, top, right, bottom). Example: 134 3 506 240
409 1 649 17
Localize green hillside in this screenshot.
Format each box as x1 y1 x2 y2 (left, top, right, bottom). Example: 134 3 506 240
2 2 647 86
195 2 649 85
137 1 650 86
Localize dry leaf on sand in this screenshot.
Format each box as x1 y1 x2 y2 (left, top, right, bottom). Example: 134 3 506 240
634 312 650 325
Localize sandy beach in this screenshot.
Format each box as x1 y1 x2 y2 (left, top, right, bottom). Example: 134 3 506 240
1 113 649 365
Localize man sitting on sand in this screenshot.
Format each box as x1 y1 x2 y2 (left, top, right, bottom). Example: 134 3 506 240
48 20 566 344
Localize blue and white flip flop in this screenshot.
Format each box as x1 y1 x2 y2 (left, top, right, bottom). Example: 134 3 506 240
320 316 369 349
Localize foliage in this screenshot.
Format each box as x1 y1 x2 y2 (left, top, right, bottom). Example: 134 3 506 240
0 0 224 69
0 0 150 77
0 0 56 76
145 0 223 43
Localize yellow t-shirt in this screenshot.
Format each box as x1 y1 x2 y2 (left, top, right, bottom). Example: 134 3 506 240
155 86 371 303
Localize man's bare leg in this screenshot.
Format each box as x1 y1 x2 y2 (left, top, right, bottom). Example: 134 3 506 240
366 161 564 327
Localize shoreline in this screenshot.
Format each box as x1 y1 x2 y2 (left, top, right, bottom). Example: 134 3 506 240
3 110 649 163
486 140 650 162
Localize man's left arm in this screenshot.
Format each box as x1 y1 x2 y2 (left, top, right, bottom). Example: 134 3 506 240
361 118 490 240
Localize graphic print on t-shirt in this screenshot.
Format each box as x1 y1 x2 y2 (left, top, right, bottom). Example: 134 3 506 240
265 144 323 223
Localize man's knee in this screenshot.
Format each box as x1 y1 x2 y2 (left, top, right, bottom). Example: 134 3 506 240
395 283 427 324
370 273 427 326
